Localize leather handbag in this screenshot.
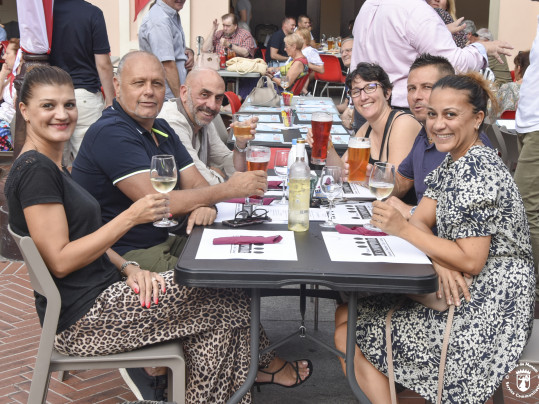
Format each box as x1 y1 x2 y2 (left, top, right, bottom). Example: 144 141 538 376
196 52 220 70
226 57 268 75
248 76 280 107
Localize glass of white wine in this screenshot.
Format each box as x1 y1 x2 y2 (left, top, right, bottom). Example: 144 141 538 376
150 155 178 228
320 166 343 228
364 162 395 232
281 75 290 91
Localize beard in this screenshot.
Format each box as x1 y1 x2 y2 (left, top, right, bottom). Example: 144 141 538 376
186 89 218 127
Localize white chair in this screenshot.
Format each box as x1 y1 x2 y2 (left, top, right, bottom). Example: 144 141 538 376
8 226 186 404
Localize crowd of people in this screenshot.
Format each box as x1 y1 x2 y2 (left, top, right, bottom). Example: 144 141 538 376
3 0 539 403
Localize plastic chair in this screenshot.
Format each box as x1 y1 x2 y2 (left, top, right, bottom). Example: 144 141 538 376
290 72 310 96
499 125 520 176
312 55 347 102
8 226 186 404
500 110 516 119
224 91 242 114
492 319 539 403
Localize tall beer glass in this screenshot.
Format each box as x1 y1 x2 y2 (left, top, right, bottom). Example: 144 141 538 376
311 112 332 165
245 145 270 206
348 137 371 182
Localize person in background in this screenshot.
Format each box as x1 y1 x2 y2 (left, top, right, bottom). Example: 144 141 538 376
266 33 309 93
0 38 20 151
461 19 478 44
296 28 324 94
336 37 355 129
139 0 195 100
515 11 539 303
387 53 492 219
203 13 257 59
475 27 513 87
295 14 314 42
234 0 252 32
351 0 513 110
335 72 534 404
0 23 6 41
426 0 467 48
497 50 530 116
49 0 115 166
265 16 296 65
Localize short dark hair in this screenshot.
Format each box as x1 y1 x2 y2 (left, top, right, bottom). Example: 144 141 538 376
20 65 73 106
409 53 455 77
297 14 310 22
433 73 498 130
282 16 296 26
346 63 393 105
514 50 531 77
222 13 238 25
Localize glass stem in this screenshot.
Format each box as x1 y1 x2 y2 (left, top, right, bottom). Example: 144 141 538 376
282 181 286 200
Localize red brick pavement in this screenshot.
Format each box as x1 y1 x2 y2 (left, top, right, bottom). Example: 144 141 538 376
0 259 537 403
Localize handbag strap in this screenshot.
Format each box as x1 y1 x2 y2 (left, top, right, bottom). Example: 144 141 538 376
229 58 258 75
386 301 455 404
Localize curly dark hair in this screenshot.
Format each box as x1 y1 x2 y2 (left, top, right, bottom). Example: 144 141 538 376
346 63 393 105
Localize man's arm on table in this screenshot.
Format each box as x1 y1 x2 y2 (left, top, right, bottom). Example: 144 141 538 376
270 47 288 62
162 60 182 97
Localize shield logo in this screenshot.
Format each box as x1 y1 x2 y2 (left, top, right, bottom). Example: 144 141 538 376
516 372 531 392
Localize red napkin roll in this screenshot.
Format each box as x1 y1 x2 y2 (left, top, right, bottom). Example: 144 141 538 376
335 224 388 236
213 235 283 245
268 180 283 190
224 197 275 205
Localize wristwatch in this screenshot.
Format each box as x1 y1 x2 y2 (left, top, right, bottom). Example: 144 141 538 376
120 261 139 277
235 142 248 152
228 43 233 50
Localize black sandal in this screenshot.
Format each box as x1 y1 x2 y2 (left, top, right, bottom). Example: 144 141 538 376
254 359 313 390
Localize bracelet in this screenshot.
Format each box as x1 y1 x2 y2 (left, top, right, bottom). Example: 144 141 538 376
235 142 248 152
120 261 140 277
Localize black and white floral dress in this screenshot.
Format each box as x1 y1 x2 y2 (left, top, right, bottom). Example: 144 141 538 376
355 146 535 403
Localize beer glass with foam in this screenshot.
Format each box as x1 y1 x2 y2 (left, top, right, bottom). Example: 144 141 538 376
348 137 371 182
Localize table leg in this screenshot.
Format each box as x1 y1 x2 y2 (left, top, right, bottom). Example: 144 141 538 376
236 77 240 95
345 291 372 403
227 288 260 404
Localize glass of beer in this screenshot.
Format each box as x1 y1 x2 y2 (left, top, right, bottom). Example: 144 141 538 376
233 114 253 140
311 112 333 165
348 137 371 182
327 37 334 50
245 145 270 206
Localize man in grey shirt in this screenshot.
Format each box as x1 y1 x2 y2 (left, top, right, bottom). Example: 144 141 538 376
235 0 252 32
138 0 194 100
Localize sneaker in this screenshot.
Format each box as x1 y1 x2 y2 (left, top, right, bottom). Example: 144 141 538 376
119 368 167 401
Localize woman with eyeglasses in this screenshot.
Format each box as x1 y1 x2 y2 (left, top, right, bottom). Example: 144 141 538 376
308 63 421 189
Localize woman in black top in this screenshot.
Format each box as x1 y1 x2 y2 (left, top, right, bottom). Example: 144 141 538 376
5 66 310 403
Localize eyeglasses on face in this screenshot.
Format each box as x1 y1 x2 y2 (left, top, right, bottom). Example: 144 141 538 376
233 208 271 224
348 83 380 98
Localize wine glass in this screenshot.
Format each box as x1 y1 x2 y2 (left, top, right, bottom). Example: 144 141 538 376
364 162 395 232
281 75 290 91
319 166 343 228
273 150 290 205
150 155 178 227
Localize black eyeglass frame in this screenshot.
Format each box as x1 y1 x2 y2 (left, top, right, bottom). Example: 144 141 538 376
348 83 380 98
232 208 272 224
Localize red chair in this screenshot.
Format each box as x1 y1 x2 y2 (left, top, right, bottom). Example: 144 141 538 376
290 72 310 96
500 110 516 119
267 147 289 169
261 48 267 61
224 91 242 114
312 55 347 102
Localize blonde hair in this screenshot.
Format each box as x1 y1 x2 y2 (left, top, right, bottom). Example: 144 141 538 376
296 29 311 48
284 33 304 51
446 0 457 21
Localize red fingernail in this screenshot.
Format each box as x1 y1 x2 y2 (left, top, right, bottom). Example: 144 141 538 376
162 287 166 294
155 298 159 304
147 302 151 308
134 287 139 294
141 301 145 307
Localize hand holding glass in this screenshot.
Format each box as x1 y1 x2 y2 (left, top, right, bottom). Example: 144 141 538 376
233 114 253 140
320 166 343 228
273 150 290 205
364 162 395 232
280 76 290 91
150 155 178 227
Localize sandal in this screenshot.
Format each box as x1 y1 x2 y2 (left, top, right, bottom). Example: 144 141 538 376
254 359 313 390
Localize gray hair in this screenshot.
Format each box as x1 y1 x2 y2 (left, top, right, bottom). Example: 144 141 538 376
461 20 477 35
475 28 494 41
115 50 165 81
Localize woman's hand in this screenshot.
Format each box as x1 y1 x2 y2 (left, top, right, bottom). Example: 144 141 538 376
370 200 408 236
126 268 166 308
128 193 170 225
432 261 472 307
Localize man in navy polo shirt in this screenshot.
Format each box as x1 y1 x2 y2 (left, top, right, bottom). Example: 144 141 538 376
72 51 267 272
265 16 296 65
387 53 492 219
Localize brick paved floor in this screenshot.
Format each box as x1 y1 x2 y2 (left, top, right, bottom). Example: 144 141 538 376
0 258 538 403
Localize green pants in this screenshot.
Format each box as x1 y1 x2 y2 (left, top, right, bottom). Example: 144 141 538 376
122 235 188 273
514 130 539 300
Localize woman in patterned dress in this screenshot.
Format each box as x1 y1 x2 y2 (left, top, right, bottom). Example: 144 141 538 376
497 50 530 116
334 73 535 403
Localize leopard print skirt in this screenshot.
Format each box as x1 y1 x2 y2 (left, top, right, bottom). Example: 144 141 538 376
54 270 273 403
